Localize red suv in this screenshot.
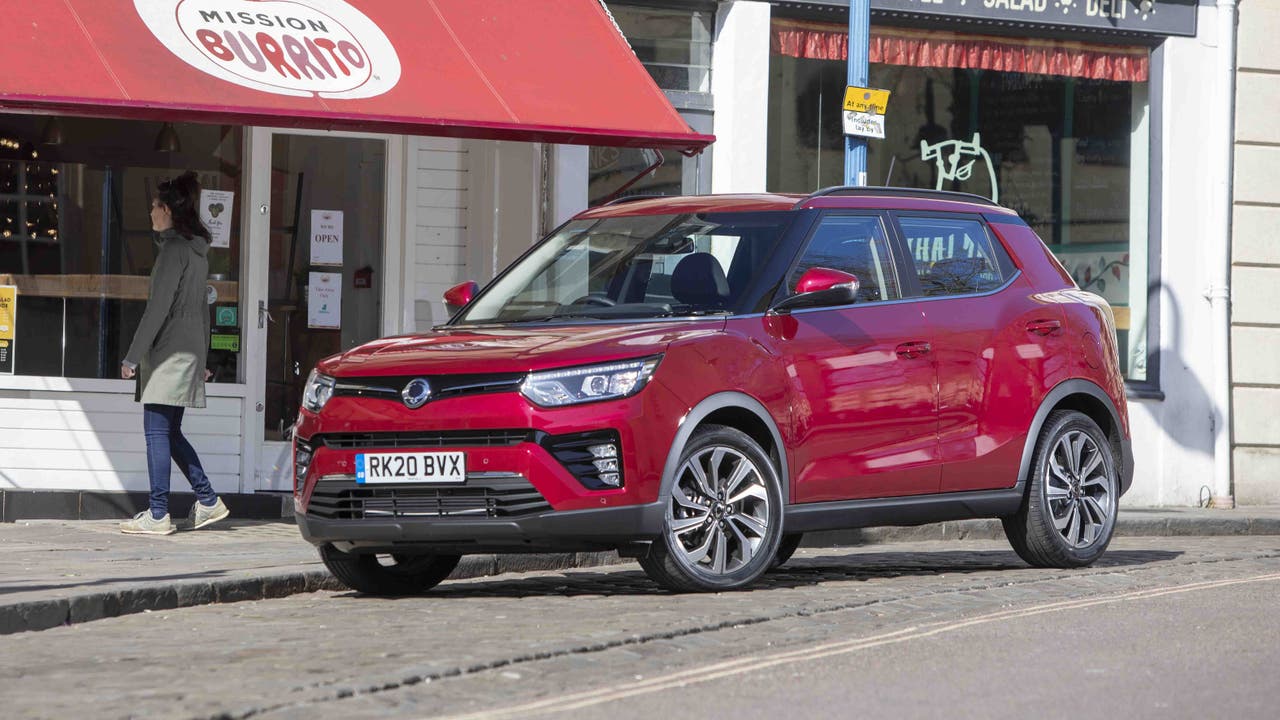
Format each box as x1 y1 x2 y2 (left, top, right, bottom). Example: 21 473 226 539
293 188 1132 594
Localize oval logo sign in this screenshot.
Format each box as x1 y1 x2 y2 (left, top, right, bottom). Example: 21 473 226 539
134 0 401 99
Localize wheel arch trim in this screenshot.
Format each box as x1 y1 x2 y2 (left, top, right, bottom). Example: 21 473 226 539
1018 379 1134 498
658 392 791 506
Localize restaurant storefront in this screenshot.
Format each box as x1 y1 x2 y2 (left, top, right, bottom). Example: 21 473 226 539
0 0 710 517
695 0 1226 506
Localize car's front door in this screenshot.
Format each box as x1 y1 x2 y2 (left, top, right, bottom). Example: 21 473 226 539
764 213 940 503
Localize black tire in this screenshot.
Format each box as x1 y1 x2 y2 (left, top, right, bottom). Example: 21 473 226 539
640 425 784 592
1003 410 1119 568
770 533 804 570
319 544 461 595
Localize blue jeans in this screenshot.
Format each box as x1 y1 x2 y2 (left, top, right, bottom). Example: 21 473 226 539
144 404 217 519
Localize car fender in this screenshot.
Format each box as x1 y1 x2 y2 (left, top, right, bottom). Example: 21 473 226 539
1016 378 1134 498
656 391 792 506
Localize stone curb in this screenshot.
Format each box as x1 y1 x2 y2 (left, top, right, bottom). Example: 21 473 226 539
3 515 1276 636
0 551 626 636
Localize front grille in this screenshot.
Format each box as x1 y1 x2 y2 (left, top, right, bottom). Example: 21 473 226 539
306 473 550 520
317 430 534 450
332 373 525 402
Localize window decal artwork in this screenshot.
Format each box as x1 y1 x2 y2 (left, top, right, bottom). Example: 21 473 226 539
920 133 999 203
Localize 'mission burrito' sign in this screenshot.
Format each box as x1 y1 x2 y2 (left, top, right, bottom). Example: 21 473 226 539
134 0 402 98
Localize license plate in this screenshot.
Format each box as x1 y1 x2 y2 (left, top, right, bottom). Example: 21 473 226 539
355 451 466 484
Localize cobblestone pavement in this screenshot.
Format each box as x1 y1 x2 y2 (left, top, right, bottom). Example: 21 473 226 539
1 536 1278 719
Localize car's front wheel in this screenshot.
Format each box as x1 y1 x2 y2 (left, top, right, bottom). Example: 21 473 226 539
640 425 783 592
319 544 461 596
1003 410 1119 568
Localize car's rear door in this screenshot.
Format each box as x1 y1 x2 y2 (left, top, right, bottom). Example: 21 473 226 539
892 212 1069 492
766 212 941 502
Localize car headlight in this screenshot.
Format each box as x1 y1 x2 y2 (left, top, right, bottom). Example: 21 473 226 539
301 370 336 413
520 356 661 408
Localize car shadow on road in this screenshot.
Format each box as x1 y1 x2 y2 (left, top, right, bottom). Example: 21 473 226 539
353 548 1185 599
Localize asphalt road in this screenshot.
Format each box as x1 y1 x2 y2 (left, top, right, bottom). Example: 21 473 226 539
1 536 1278 720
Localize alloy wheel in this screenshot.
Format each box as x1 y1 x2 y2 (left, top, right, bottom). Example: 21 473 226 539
1045 430 1115 549
667 446 772 575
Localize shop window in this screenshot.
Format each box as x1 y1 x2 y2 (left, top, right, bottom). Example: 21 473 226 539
766 24 1151 381
589 4 713 205
0 117 242 382
606 4 712 93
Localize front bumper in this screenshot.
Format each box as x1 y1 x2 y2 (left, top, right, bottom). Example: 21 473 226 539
296 501 664 554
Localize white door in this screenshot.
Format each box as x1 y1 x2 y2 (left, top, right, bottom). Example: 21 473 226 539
243 128 403 491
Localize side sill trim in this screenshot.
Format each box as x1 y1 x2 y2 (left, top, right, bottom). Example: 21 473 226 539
783 489 1024 533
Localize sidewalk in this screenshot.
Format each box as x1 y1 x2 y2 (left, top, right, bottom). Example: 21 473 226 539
3 506 1279 636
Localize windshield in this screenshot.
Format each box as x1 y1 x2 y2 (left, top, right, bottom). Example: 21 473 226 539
454 211 794 324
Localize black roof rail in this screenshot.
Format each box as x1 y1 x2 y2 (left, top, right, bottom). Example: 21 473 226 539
601 194 666 207
796 186 1000 208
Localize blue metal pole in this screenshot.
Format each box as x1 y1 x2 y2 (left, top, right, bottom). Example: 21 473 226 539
845 0 870 186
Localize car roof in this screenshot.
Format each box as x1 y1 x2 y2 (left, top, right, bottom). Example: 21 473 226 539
576 187 1019 219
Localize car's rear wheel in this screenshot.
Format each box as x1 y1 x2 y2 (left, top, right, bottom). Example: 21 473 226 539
319 544 461 595
640 425 783 592
1003 410 1118 568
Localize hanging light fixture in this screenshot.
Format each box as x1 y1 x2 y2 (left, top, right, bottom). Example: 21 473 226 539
154 122 181 152
40 117 63 145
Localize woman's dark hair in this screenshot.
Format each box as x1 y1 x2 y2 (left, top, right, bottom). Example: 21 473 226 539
157 171 212 242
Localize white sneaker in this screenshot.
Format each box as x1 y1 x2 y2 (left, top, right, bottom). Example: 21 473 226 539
187 498 230 530
120 511 176 535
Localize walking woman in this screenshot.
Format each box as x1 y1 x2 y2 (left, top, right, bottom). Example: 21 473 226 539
119 171 229 535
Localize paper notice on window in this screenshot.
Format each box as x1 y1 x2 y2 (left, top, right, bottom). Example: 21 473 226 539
310 209 344 266
307 272 342 329
199 190 235 249
0 285 15 374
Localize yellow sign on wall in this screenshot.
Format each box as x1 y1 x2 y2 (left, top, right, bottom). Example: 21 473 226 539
843 86 891 115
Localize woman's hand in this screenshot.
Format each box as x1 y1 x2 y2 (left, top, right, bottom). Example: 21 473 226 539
205 368 214 381
120 364 136 379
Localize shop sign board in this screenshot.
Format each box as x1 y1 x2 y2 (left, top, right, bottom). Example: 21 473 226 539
0 286 15 375
199 189 235 249
133 0 402 98
804 0 1197 38
307 271 342 329
310 210 344 266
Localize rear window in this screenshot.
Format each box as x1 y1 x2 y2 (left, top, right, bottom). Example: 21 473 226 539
898 216 1012 297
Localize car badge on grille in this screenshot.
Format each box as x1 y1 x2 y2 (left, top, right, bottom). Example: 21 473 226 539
401 378 433 409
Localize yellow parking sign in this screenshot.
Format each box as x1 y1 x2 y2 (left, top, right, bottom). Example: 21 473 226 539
843 86 891 114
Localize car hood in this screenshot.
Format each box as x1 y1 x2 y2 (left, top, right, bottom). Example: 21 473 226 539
316 320 726 377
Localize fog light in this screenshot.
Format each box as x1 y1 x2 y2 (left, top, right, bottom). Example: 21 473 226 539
294 441 313 494
598 472 622 487
587 443 618 459
592 458 619 472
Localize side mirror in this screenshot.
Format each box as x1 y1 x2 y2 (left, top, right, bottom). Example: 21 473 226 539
443 281 479 317
770 267 859 314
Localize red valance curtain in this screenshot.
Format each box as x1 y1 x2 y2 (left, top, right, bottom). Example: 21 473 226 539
771 20 1149 83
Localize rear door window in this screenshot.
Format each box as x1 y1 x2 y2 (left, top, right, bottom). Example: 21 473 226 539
897 216 1012 297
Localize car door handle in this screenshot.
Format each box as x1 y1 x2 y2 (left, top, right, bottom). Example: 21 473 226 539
895 341 931 359
1026 319 1062 336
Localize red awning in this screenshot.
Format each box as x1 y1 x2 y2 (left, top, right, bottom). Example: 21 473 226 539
0 0 712 153
772 20 1149 83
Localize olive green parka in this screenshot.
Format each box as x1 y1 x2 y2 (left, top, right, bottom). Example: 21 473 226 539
124 228 210 408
